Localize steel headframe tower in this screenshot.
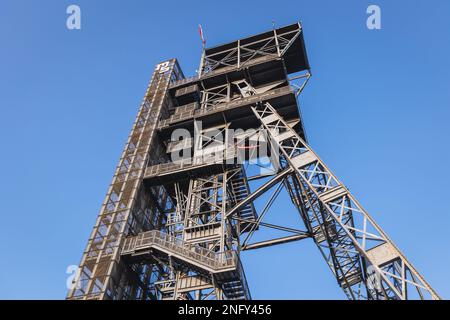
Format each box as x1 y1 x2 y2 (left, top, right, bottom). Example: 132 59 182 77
68 23 440 300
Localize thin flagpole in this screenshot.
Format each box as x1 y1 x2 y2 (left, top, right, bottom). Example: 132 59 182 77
198 24 206 76
198 24 206 50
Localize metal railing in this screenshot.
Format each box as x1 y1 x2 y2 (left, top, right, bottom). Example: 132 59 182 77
170 75 200 88
236 258 252 300
122 230 237 271
158 85 293 129
144 148 239 178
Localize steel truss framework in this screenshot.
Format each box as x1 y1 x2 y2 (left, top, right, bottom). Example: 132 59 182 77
68 22 440 300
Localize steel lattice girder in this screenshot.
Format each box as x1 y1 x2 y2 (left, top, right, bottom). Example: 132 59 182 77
250 102 440 300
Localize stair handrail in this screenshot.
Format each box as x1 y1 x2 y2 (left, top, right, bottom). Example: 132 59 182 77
122 230 237 270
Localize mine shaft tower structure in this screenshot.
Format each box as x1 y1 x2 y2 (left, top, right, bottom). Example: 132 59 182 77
68 23 440 300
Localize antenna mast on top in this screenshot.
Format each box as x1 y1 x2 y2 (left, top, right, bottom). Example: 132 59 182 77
197 24 207 76
198 24 206 50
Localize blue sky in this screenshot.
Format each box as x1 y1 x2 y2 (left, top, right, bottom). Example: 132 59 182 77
0 0 449 299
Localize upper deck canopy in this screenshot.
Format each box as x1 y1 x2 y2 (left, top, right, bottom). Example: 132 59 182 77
202 22 310 76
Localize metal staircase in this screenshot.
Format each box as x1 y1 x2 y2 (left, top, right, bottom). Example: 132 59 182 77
229 167 258 231
222 280 248 300
121 230 250 300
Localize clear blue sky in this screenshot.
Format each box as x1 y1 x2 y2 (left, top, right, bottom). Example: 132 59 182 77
0 0 449 299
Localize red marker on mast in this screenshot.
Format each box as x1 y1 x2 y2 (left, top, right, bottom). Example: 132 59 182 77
198 24 206 49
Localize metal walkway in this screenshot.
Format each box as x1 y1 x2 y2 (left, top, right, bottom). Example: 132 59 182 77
121 230 251 300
